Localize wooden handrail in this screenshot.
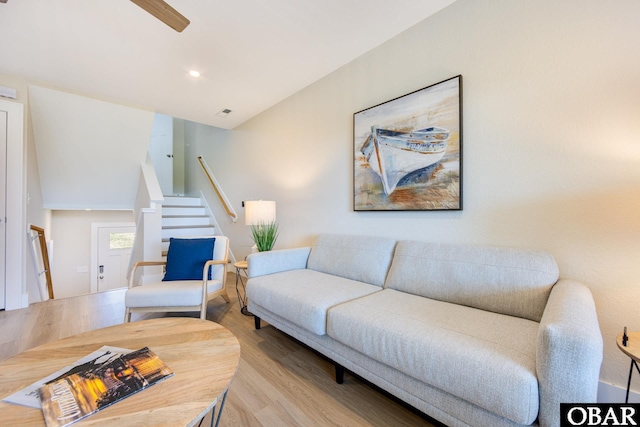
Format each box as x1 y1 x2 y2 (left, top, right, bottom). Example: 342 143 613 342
197 156 238 222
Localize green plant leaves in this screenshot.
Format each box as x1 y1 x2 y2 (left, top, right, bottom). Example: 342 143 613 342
250 221 279 252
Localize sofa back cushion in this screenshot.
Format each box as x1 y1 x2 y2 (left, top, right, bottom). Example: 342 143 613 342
385 240 559 322
307 234 397 287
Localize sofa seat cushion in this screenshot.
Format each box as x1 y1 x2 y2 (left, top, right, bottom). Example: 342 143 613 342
246 269 381 335
125 279 223 307
327 289 540 425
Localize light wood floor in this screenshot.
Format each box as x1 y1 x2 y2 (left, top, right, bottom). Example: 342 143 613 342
0 273 438 427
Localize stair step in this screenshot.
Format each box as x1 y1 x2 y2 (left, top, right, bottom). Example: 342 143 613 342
162 225 214 230
162 214 209 218
163 196 202 206
156 195 221 252
162 216 211 227
163 206 206 216
162 226 215 239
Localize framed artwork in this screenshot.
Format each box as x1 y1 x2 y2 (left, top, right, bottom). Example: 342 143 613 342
354 75 462 211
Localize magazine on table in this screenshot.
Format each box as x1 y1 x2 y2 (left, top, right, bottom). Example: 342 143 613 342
2 345 131 409
38 346 174 427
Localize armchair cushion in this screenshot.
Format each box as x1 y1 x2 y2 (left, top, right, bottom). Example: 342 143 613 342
125 279 225 307
163 237 215 281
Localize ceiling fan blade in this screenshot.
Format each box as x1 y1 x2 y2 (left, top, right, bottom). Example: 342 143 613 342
130 0 190 32
0 1 8 4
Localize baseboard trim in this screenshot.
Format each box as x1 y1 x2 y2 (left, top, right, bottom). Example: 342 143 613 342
598 380 640 403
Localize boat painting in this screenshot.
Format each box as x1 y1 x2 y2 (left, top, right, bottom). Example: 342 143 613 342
353 75 461 211
361 126 449 195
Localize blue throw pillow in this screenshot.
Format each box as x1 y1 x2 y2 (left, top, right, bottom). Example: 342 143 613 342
163 237 216 281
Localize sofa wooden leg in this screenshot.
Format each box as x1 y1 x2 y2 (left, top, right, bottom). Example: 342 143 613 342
254 316 261 330
335 364 344 384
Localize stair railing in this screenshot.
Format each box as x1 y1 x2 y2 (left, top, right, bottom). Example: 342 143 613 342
197 156 238 223
28 224 54 300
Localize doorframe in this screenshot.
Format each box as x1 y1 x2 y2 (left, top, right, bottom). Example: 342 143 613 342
1 99 25 310
90 222 135 293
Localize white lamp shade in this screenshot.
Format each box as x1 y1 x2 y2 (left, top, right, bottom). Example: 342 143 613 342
245 200 276 225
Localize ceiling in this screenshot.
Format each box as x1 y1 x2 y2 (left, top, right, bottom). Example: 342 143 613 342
0 0 456 129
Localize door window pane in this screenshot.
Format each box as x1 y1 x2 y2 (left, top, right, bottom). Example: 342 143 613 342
109 232 135 249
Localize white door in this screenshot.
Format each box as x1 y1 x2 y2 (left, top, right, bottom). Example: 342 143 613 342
0 110 6 309
97 226 135 292
149 113 173 195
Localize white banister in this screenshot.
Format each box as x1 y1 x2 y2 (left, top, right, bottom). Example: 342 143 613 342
129 155 164 281
135 154 164 218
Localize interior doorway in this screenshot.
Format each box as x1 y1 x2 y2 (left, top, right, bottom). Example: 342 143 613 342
149 113 173 196
91 223 135 293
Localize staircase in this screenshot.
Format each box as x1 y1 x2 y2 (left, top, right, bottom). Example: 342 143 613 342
162 195 216 256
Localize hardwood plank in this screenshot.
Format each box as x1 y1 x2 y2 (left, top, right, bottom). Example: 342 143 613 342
0 274 437 426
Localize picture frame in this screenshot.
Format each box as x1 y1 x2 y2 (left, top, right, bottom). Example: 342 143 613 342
353 75 462 211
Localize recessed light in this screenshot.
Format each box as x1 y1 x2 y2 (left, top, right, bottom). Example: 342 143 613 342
189 70 201 78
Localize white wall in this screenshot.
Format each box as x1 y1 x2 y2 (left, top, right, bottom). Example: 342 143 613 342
29 85 155 209
189 0 640 393
50 210 134 298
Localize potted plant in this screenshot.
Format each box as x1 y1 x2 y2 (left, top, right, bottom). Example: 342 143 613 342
250 221 279 252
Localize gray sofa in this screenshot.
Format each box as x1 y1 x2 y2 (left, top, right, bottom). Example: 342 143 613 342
246 234 603 427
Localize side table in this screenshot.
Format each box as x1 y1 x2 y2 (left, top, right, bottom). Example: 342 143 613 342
617 330 640 403
234 260 252 316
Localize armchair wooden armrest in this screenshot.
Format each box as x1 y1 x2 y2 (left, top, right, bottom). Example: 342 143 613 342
128 261 166 289
201 258 229 289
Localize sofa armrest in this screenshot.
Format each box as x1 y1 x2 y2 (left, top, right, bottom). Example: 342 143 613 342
247 247 311 278
536 279 603 427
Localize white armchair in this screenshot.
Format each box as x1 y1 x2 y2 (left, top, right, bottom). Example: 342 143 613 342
124 236 231 322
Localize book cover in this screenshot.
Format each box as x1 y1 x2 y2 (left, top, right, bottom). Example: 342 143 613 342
2 346 131 409
38 347 173 427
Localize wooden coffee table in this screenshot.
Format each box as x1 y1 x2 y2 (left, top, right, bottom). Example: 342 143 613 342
0 317 240 426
